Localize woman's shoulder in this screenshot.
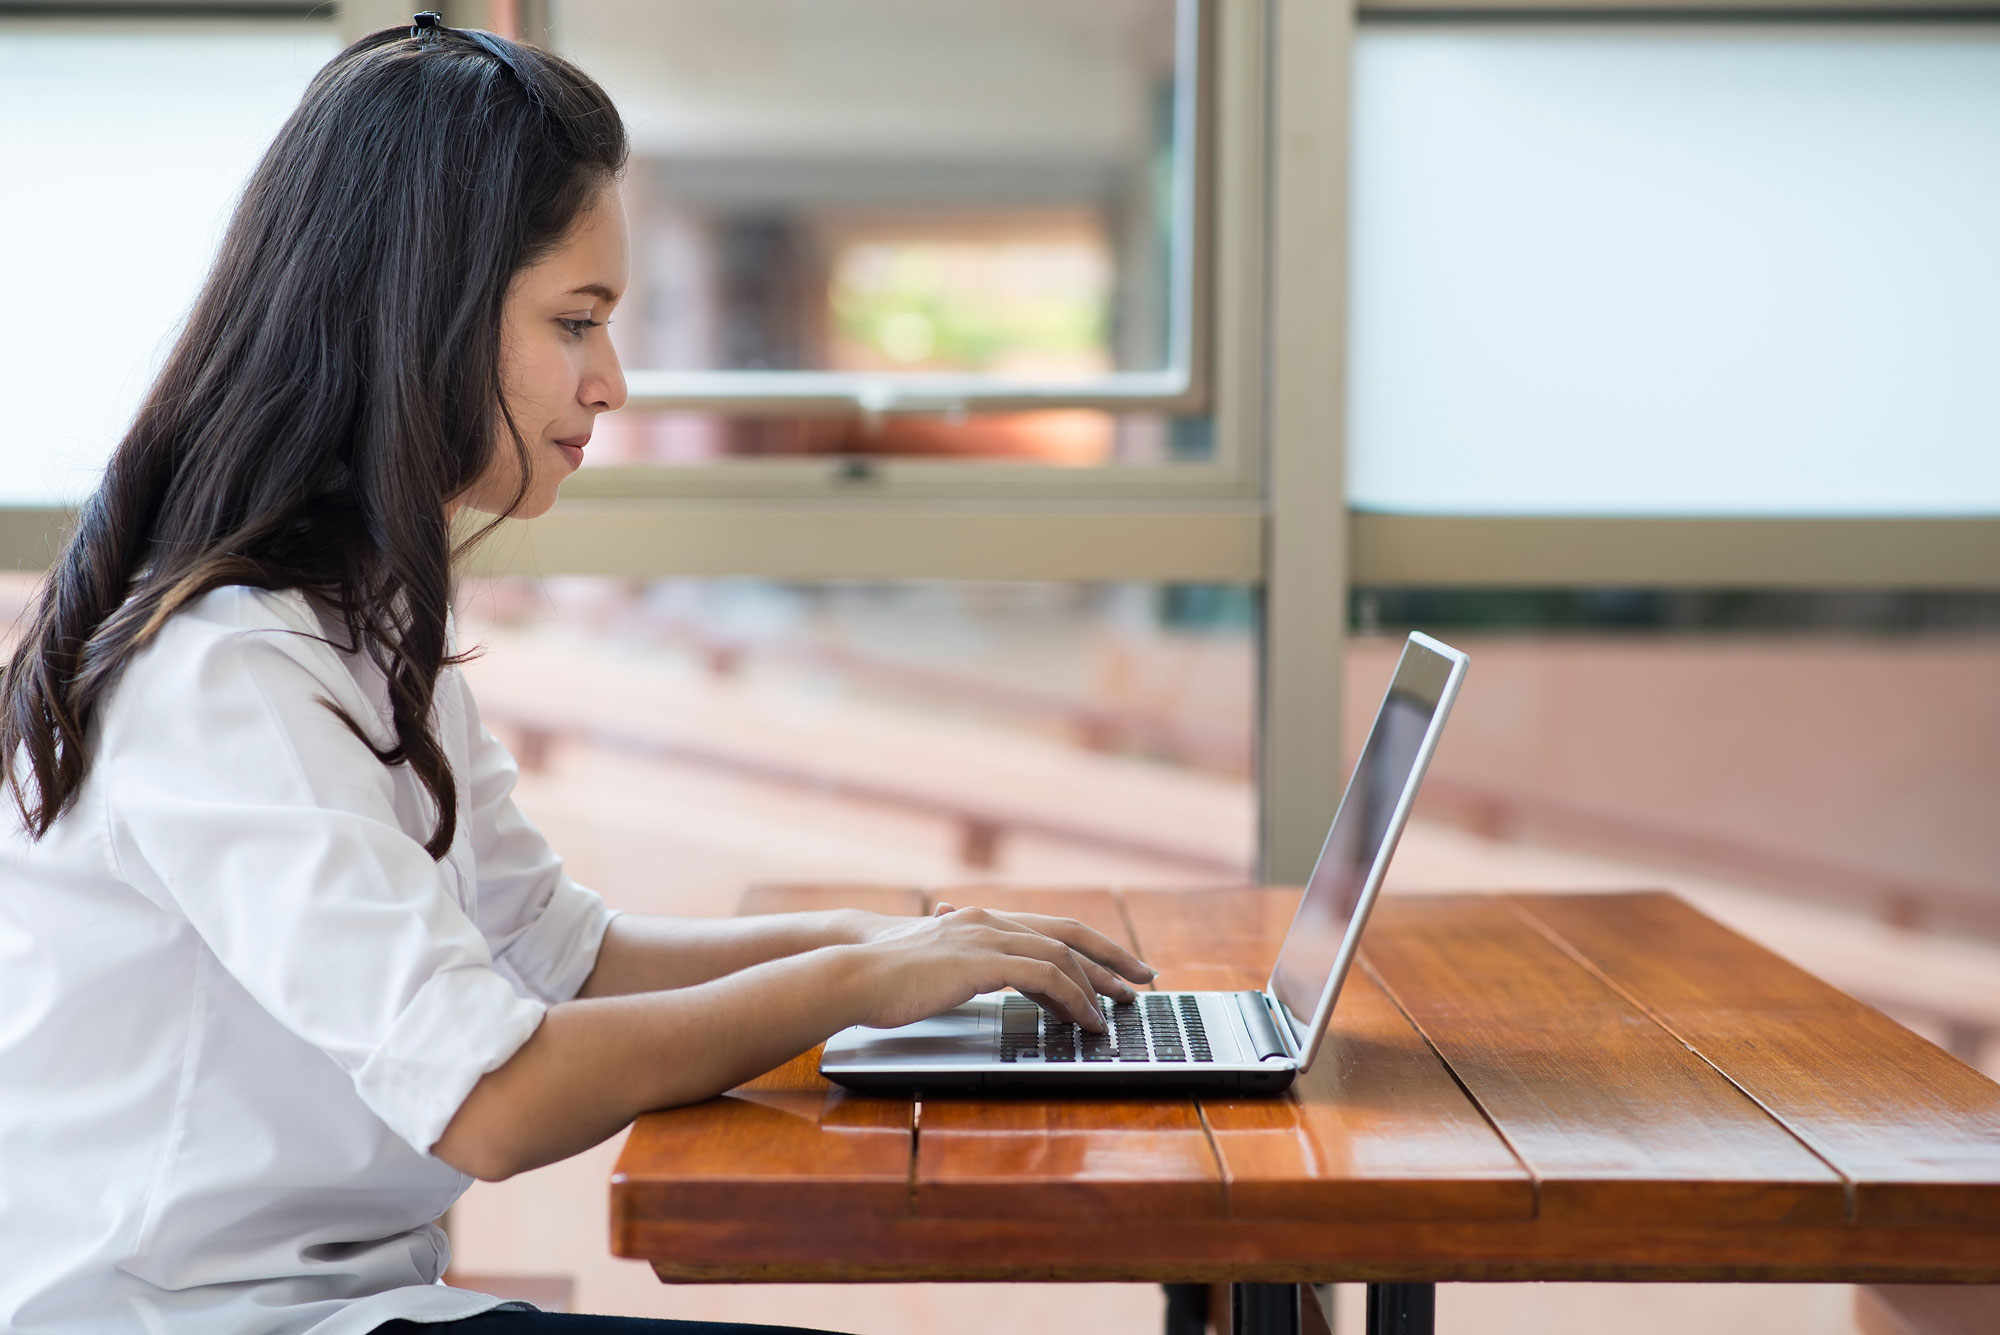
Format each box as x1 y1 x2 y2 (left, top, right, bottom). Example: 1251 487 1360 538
126 585 364 701
170 584 320 636
96 584 393 766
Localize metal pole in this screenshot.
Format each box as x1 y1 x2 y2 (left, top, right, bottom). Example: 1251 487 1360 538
1233 1282 1303 1335
1163 1282 1209 1335
1366 1282 1436 1334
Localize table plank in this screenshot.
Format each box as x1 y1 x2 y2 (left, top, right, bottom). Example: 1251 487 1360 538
1517 891 2000 1229
1363 894 1848 1226
912 886 1225 1220
1121 887 1534 1222
624 1211 2000 1284
610 1046 914 1249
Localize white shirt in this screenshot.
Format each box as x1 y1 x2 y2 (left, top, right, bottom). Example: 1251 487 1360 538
0 586 617 1335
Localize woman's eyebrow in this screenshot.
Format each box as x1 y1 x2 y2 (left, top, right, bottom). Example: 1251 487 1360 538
565 284 619 303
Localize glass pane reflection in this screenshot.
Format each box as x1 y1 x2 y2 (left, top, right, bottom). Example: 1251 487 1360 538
553 0 1188 380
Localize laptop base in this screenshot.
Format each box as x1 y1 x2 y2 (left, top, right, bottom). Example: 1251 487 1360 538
825 1064 1297 1096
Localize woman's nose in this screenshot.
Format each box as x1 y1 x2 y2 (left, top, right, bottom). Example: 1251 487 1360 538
585 345 627 414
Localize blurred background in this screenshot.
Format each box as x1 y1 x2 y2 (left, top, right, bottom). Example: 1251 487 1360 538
2 0 1997 1332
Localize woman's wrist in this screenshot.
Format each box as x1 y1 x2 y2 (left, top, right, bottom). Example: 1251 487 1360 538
817 908 869 948
808 941 882 1032
819 907 913 948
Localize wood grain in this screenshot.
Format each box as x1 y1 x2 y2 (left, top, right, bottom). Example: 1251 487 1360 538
1362 894 1847 1226
914 1095 1225 1219
1516 891 2000 1229
611 885 2000 1285
623 1211 2000 1284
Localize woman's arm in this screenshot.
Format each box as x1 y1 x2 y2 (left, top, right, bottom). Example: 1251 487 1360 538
433 905 1155 1181
572 909 890 997
576 905 1155 1001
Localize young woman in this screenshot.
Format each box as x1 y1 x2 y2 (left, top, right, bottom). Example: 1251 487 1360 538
0 18 1150 1335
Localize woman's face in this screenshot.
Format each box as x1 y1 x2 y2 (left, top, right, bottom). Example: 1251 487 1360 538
458 179 630 520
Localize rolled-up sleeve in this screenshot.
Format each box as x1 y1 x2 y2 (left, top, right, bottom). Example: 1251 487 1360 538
102 609 549 1156
450 670 617 1004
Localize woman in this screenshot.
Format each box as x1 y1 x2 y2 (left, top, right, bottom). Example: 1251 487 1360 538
0 17 1150 1335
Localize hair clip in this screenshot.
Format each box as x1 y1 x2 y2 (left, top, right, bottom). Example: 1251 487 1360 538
410 11 445 41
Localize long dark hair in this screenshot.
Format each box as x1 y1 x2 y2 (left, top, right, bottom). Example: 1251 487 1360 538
0 23 626 857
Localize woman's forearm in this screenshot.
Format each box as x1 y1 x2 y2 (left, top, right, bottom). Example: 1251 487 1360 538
436 904 1154 1182
575 909 880 998
436 942 871 1180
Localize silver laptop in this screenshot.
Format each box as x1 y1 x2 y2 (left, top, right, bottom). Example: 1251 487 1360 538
820 631 1469 1095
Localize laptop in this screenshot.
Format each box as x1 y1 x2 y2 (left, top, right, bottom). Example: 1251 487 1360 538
820 630 1469 1095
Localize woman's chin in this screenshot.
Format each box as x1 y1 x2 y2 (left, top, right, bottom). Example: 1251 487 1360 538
451 489 559 524
511 489 560 521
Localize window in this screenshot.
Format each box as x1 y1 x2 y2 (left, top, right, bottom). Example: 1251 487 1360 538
0 16 337 505
1347 24 2000 517
550 0 1212 461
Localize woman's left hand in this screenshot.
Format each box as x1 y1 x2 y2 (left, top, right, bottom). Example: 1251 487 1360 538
849 901 1156 1004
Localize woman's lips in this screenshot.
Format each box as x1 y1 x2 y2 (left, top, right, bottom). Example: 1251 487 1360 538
554 435 589 469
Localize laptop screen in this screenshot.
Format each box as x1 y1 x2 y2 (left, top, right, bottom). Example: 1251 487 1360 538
1267 634 1464 1062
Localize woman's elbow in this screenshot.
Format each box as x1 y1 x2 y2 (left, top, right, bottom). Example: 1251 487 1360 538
431 1119 525 1182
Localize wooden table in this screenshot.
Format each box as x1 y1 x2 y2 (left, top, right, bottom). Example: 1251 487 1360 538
611 887 2000 1334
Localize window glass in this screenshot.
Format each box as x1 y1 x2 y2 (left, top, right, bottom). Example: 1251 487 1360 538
1346 26 2000 516
451 576 1256 913
552 0 1192 382
0 18 338 506
1348 588 2000 1079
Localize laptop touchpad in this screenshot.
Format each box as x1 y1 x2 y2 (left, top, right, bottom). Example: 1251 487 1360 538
841 1002 993 1060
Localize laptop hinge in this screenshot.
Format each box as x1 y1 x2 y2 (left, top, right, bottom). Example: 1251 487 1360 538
1263 987 1304 1061
1236 991 1294 1063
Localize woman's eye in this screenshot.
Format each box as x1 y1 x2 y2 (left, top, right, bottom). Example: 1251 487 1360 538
558 317 605 339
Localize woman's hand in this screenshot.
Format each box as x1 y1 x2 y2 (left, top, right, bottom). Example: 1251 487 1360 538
841 903 1156 1032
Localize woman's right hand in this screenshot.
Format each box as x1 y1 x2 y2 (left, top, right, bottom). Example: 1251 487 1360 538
841 905 1147 1032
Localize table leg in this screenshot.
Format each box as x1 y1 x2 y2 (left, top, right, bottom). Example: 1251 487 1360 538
1366 1282 1436 1334
1231 1283 1301 1335
1162 1282 1208 1335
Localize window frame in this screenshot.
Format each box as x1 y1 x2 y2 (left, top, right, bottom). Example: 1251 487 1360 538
535 0 1246 503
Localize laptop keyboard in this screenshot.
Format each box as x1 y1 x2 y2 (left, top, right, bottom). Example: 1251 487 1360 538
997 993 1213 1064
